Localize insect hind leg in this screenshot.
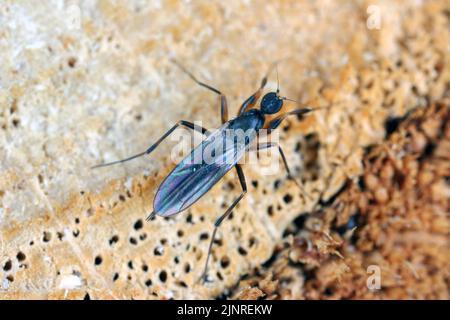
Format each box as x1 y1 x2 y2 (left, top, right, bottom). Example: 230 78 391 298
254 142 313 201
171 59 229 124
200 164 247 283
238 61 280 115
146 211 156 222
91 120 209 169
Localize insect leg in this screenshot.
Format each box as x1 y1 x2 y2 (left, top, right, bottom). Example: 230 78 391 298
91 120 209 169
238 62 278 115
255 142 313 201
200 164 247 282
312 142 360 212
264 108 312 132
146 211 156 222
171 59 229 124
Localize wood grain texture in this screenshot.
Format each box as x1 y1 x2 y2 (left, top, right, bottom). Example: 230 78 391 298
0 0 448 299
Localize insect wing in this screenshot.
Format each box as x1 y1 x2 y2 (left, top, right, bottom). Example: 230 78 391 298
153 123 247 217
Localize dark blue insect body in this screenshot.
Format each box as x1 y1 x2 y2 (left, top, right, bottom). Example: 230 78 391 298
92 60 318 282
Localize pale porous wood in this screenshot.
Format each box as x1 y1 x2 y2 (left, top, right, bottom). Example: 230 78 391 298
0 0 449 299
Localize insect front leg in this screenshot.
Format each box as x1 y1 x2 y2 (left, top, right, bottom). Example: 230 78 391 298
200 164 247 283
91 120 209 169
171 59 229 124
254 142 313 201
238 61 280 116
238 61 278 115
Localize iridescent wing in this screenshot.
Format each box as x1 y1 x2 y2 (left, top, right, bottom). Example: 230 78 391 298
153 122 250 217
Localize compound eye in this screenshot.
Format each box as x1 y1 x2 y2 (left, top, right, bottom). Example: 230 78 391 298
261 92 283 114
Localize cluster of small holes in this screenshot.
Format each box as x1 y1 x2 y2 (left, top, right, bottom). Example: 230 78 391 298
96 205 193 291
4 126 341 296
2 251 28 285
81 122 321 291
0 98 21 130
127 218 148 246
36 218 83 245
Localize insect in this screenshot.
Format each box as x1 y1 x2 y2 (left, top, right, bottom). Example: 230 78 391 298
92 59 327 282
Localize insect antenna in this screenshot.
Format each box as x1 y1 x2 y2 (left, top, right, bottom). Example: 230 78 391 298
276 66 280 94
280 96 338 113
